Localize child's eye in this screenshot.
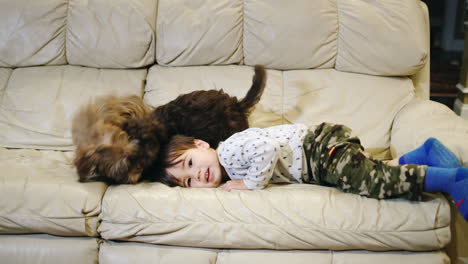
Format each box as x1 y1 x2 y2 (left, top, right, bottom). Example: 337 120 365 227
188 159 192 167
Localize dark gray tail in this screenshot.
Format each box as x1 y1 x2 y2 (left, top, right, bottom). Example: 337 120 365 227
238 65 266 112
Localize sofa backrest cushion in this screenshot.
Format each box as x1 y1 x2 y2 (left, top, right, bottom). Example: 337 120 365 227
144 65 284 129
66 0 157 68
0 0 156 69
144 65 415 151
0 0 428 76
158 0 428 76
0 64 415 151
242 0 337 70
281 69 415 151
0 0 67 67
335 0 428 76
0 68 11 99
0 66 147 150
156 0 244 66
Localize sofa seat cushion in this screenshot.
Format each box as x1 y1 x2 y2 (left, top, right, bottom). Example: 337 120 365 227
0 235 99 264
0 148 106 236
99 241 449 264
99 183 450 251
0 65 147 150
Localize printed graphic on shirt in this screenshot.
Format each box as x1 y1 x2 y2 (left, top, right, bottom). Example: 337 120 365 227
217 124 308 189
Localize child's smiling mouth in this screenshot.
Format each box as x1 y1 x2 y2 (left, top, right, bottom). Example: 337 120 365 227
206 168 211 182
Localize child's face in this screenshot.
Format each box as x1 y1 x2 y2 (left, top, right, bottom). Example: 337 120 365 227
166 140 223 188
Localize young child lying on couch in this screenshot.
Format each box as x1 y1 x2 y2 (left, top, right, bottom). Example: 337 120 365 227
157 123 468 221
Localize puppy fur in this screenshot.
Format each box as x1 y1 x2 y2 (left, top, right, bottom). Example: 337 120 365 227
72 95 155 184
138 65 267 149
131 65 267 182
73 65 267 184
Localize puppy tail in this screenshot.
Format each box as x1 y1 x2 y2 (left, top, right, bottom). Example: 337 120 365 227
238 65 266 113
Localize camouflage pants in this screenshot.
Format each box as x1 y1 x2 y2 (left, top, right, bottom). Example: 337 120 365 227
303 123 426 201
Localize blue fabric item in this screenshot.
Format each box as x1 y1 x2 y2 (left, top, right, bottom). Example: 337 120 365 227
399 138 460 168
426 167 468 221
457 198 468 221
448 171 468 221
424 167 456 192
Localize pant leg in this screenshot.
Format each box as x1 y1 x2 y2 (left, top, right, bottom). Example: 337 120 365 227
303 123 426 201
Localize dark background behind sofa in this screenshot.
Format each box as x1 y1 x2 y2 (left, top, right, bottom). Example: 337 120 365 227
423 0 464 109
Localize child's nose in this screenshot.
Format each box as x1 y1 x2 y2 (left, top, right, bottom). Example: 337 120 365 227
191 168 201 182
195 168 208 182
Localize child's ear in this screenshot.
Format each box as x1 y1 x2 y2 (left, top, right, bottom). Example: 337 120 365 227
194 139 210 148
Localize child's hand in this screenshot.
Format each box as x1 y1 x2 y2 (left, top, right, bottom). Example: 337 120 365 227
223 179 248 192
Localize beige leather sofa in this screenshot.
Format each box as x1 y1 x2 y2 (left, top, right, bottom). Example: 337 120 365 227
1 0 467 263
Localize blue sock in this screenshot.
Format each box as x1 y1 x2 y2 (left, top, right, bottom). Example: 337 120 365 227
424 167 457 192
399 138 460 168
448 173 468 221
425 167 468 221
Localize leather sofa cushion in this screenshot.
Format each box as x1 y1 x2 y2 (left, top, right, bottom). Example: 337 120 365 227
144 65 284 129
0 64 419 152
67 0 157 68
0 68 12 98
282 69 415 151
335 0 428 76
0 66 146 150
243 0 337 70
0 148 106 236
144 65 415 152
100 241 449 264
0 235 99 264
391 99 468 166
99 183 450 251
156 0 243 66
0 0 67 67
0 0 427 76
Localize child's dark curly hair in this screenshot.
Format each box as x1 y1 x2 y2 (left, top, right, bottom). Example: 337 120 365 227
152 135 197 187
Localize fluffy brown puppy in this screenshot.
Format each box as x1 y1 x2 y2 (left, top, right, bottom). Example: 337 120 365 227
72 95 159 184
74 65 266 184
125 65 267 181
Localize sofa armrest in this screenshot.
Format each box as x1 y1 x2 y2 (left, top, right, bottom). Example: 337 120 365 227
392 98 468 264
391 98 468 166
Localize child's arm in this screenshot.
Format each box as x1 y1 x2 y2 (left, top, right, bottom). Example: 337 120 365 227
223 179 248 191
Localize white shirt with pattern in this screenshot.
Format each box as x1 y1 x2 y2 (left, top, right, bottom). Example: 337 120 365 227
217 124 310 190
